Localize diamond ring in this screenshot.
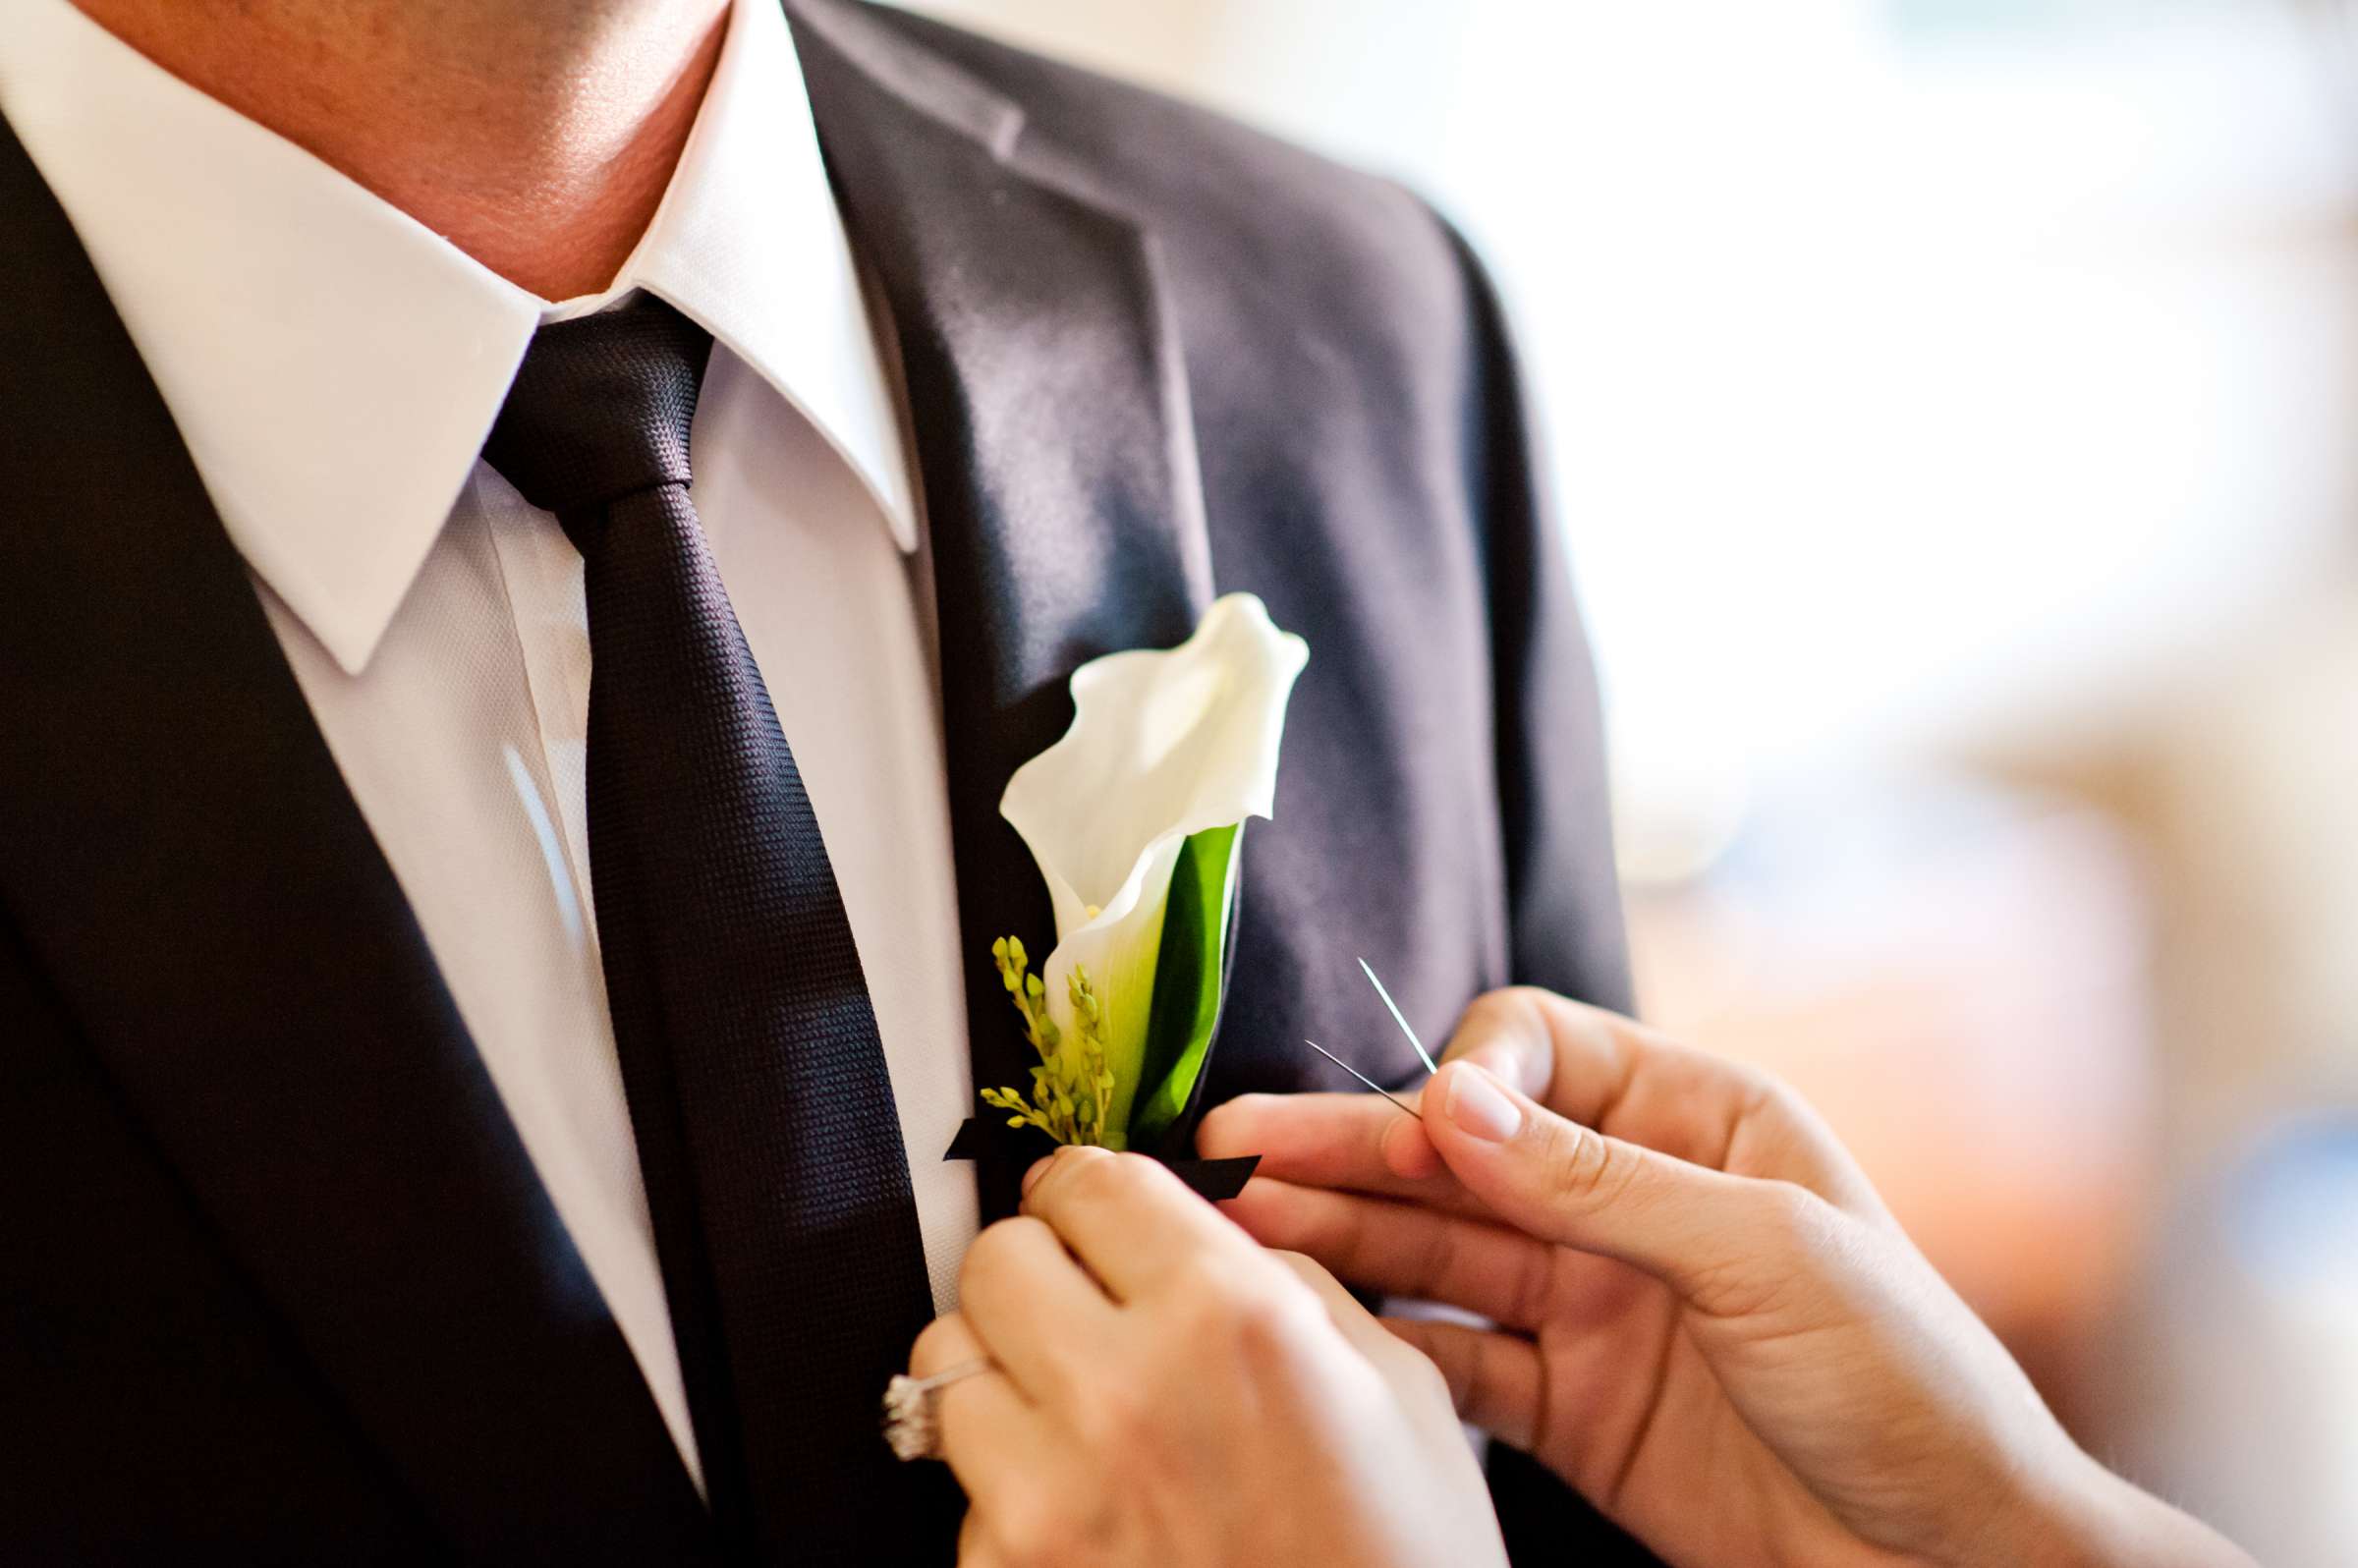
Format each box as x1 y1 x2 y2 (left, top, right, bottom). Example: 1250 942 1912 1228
882 1357 992 1461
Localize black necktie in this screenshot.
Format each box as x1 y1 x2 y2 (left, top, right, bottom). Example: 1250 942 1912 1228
483 296 949 1565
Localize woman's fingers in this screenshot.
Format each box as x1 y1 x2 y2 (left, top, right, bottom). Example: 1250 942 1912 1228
1263 1250 1485 1439
1019 1146 1251 1302
1444 989 1768 1164
955 1215 1120 1406
1205 993 1875 1219
954 1509 1005 1568
1424 1060 1824 1312
1211 1046 1810 1311
1441 990 1880 1210
1263 1248 1411 1364
1204 1089 1446 1180
1379 1317 1545 1453
909 1314 1063 1504
1198 1092 1496 1219
1224 1178 1569 1331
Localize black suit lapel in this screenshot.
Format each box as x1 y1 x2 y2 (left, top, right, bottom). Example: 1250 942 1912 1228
0 125 709 1558
790 0 1217 1219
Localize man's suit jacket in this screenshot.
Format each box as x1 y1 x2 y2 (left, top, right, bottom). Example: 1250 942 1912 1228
0 0 1651 1561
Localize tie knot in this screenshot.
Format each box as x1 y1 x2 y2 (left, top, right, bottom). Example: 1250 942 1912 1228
483 294 713 529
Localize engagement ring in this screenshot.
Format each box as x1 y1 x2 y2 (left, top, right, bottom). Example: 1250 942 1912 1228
882 1358 991 1461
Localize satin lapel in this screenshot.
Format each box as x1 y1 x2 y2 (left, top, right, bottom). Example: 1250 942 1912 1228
0 127 708 1557
789 0 1216 1219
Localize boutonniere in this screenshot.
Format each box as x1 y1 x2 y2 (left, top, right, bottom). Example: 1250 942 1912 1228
948 593 1307 1182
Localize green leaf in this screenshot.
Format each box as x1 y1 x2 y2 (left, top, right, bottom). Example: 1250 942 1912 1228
1126 822 1242 1149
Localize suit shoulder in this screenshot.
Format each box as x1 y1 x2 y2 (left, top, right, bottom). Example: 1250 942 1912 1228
861 5 1473 331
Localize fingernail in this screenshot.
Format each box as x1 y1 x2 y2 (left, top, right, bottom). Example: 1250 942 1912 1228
1021 1155 1054 1198
1444 1066 1522 1143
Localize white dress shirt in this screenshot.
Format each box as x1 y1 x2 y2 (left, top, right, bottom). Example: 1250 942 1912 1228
0 0 982 1487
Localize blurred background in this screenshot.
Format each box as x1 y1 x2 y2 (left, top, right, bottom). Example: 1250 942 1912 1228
907 0 2358 1557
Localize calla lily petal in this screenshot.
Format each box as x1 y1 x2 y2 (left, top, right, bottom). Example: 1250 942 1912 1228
999 593 1308 1145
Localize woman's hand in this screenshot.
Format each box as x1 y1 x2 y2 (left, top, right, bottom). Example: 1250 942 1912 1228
908 1145 1504 1568
1200 987 2255 1568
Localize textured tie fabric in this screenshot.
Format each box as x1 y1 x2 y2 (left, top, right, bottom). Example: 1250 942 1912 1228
482 295 948 1565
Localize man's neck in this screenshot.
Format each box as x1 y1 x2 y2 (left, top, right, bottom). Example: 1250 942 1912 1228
71 0 732 300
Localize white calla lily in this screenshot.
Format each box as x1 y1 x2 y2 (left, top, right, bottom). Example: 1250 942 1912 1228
999 592 1309 1147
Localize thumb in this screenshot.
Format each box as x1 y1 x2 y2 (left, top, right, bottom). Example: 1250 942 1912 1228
1425 1061 1812 1307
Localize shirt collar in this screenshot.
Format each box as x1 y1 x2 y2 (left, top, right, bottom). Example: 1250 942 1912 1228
0 0 918 676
